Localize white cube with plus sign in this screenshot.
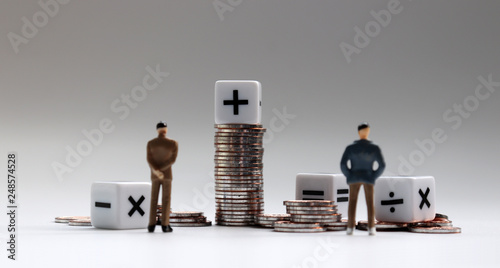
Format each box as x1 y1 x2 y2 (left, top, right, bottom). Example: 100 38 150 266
295 173 350 218
91 181 151 229
374 176 435 223
215 80 262 124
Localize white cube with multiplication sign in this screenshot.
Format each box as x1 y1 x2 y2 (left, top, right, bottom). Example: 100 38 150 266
374 176 436 223
215 80 262 124
295 173 349 218
91 181 151 229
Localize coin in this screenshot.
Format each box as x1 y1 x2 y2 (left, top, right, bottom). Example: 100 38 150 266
215 149 264 154
409 218 453 228
292 216 342 223
214 139 263 144
216 206 264 211
214 143 263 147
290 214 341 219
170 221 212 227
256 219 284 225
435 213 449 220
214 155 263 160
170 211 204 217
273 221 322 228
408 226 461 234
215 187 263 192
216 221 254 226
215 148 264 153
255 214 291 221
215 181 264 185
216 215 258 221
216 204 264 208
326 226 347 231
214 133 265 138
216 210 263 215
215 173 263 177
215 189 263 194
169 217 207 223
283 200 335 207
214 159 263 163
216 183 263 187
55 216 90 223
286 209 337 215
325 220 348 231
356 220 408 231
274 227 326 233
216 128 266 133
215 124 263 128
215 151 264 156
325 219 349 227
215 163 264 168
257 224 274 228
215 198 263 203
68 219 92 226
215 196 264 200
215 167 263 171
214 175 263 179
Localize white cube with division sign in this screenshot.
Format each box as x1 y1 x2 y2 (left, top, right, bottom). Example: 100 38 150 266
375 176 436 223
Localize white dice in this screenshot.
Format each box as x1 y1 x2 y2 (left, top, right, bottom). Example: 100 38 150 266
375 176 436 223
91 181 151 229
215 80 262 124
295 173 350 218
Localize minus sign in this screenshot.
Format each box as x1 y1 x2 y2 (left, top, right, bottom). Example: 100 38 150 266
7 206 17 208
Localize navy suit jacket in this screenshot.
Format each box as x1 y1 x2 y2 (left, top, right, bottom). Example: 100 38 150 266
340 139 385 184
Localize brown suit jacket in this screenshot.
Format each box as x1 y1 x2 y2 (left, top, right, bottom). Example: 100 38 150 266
147 134 178 180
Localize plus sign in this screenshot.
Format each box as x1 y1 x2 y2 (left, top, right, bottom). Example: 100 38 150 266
223 89 248 115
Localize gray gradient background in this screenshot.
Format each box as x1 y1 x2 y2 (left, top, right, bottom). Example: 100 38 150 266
1 0 499 267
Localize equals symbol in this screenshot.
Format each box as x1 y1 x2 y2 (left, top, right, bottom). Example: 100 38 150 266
381 192 404 213
337 188 349 203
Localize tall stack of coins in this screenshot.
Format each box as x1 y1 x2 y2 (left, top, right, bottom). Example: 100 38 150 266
214 124 266 226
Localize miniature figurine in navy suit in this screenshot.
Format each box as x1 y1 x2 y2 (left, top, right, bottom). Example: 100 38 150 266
340 123 385 235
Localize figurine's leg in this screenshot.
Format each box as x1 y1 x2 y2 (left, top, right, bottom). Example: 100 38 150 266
161 178 173 227
347 183 362 231
363 183 376 235
149 178 160 228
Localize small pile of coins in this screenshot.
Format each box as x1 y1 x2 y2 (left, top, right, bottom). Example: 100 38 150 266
356 213 461 234
214 124 266 226
254 213 291 228
156 206 212 227
55 216 92 226
273 200 346 233
169 211 212 227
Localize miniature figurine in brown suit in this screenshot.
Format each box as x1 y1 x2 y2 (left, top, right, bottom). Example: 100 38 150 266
147 121 178 233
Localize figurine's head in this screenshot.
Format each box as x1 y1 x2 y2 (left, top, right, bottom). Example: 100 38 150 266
156 121 168 135
357 122 370 140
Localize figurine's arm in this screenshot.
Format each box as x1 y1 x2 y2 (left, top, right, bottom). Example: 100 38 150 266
340 148 351 178
372 146 385 179
159 141 178 172
147 142 161 171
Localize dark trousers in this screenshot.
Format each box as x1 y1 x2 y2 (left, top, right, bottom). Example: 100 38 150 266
347 183 375 229
149 178 172 226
